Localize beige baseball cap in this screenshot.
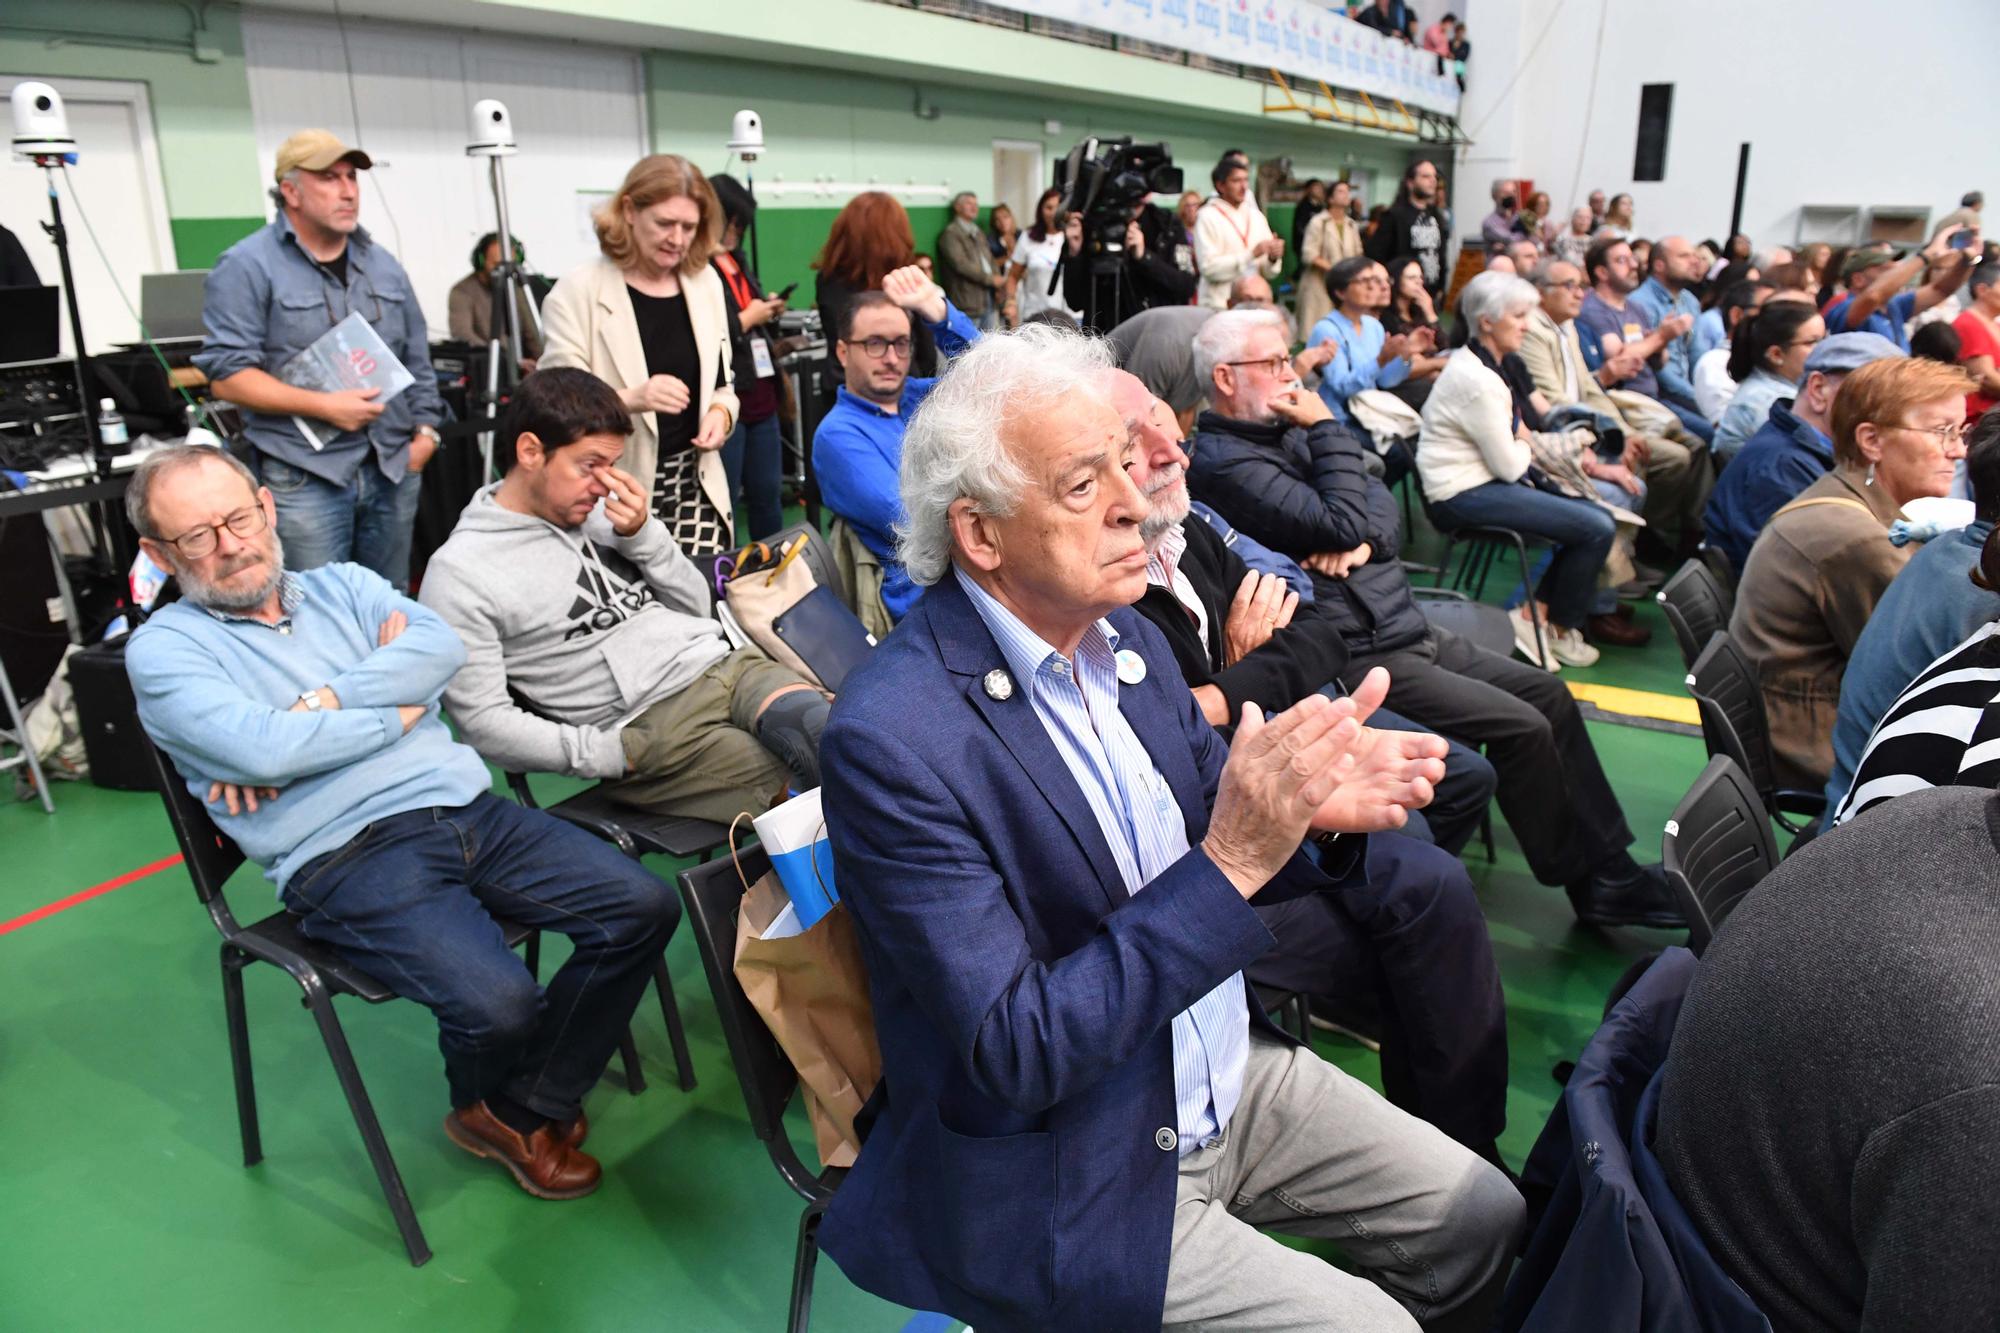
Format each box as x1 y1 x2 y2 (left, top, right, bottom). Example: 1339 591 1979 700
273 129 372 182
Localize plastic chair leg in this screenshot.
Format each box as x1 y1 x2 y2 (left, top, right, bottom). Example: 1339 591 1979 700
619 1029 648 1095
220 946 262 1167
302 987 431 1267
523 931 541 981
789 1198 829 1333
1479 809 1496 864
654 958 698 1092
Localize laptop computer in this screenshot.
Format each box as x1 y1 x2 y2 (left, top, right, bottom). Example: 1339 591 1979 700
0 285 61 365
139 270 210 343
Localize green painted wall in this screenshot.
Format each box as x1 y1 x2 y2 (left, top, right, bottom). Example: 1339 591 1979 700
0 0 265 266
642 49 1410 300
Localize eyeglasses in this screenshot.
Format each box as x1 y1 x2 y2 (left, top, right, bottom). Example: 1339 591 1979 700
1891 421 1968 446
164 503 268 560
1546 279 1585 291
848 336 913 360
1784 335 1824 350
1224 356 1292 377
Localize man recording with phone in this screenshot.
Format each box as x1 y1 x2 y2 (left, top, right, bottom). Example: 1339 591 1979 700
197 128 444 591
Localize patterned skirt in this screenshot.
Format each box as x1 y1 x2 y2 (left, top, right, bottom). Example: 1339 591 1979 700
653 447 732 556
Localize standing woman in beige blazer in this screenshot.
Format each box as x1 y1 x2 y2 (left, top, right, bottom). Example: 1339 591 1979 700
1295 180 1364 338
541 154 741 553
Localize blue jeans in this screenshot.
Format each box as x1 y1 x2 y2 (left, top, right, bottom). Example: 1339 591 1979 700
280 792 681 1119
255 451 423 591
721 412 786 542
1431 482 1617 630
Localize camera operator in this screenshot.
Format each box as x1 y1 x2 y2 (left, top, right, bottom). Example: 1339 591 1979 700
1060 198 1198 331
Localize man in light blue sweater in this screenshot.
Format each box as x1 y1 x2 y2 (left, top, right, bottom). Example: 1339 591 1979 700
126 444 678 1202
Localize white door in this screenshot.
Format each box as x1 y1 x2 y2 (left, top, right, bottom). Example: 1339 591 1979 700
0 76 175 356
992 140 1046 235
241 12 647 338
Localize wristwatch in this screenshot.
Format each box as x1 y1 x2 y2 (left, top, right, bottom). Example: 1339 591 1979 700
298 690 322 712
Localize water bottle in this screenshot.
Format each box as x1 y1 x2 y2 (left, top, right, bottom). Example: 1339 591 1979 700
97 397 129 451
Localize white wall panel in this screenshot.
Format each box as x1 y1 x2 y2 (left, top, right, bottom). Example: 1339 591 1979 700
242 11 645 335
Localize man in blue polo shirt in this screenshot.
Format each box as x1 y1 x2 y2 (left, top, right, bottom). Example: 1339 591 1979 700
812 264 979 623
1702 332 1903 576
125 443 678 1202
1824 227 1978 351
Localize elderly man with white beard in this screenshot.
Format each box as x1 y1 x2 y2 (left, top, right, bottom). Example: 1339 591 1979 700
1105 368 1510 1161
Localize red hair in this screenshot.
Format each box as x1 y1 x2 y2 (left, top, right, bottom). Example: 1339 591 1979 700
812 191 916 288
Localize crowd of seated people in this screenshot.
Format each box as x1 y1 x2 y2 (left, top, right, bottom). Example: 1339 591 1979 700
135 139 2000 1329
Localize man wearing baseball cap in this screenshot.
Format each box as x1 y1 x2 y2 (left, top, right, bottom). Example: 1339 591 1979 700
1703 330 1906 575
195 129 444 590
1824 226 1980 352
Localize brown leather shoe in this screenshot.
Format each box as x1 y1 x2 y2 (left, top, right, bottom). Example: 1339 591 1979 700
1586 612 1652 647
556 1110 588 1149
444 1102 601 1200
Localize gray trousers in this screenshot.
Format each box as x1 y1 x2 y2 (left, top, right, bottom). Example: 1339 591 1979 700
1162 1035 1524 1332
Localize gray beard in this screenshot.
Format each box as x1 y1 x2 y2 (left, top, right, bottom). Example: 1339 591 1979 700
176 530 288 613
1140 467 1191 546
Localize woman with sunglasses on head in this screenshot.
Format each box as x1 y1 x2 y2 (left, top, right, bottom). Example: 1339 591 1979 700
1732 356 1977 791
541 154 740 554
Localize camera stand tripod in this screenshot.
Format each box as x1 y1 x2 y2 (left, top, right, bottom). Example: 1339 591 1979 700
470 147 542 481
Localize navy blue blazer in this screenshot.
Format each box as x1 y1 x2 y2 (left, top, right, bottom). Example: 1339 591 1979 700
818 573 1341 1332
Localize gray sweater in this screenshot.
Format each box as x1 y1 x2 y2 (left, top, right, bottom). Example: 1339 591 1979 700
1657 784 2000 1332
418 484 730 778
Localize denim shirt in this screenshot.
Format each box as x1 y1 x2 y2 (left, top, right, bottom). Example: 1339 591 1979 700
1628 276 1700 406
195 215 444 487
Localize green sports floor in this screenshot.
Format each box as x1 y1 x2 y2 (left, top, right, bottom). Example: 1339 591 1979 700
0 527 1706 1332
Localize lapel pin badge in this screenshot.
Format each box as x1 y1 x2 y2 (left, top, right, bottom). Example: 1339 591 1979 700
983 668 1015 701
1115 649 1147 685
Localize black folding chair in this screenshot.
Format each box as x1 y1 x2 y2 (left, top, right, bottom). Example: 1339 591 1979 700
505 768 716 1094
678 848 846 1333
1422 494 1547 666
1684 631 1826 842
1656 558 1732 671
1252 983 1315 1043
142 734 656 1266
1661 754 1779 956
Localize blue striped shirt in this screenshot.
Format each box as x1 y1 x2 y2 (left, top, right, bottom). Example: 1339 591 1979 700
955 567 1247 1154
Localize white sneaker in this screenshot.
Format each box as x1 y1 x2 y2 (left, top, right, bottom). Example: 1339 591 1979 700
1510 604 1558 672
1548 625 1601 668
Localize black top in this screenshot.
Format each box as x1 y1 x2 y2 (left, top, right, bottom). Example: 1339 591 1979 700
628 285 700 458
1062 204 1201 332
1129 517 1349 724
1658 785 2000 1332
0 224 40 287
1365 198 1451 296
1187 411 1429 657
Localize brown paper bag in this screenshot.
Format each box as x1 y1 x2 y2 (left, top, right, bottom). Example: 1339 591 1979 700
730 833 882 1169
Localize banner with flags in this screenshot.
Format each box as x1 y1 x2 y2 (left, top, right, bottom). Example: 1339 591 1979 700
978 0 1461 118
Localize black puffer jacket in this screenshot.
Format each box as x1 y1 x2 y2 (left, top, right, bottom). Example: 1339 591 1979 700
1187 411 1430 657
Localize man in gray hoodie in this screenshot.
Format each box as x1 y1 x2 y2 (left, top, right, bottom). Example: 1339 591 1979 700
420 369 827 824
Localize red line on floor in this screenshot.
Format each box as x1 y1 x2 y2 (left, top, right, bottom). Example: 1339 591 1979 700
0 853 185 939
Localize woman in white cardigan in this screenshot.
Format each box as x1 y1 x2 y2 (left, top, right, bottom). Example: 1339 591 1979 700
541 154 741 554
1419 270 1619 669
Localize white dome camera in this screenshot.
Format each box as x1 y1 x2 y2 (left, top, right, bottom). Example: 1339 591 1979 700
728 109 764 162
467 98 517 157
11 81 74 159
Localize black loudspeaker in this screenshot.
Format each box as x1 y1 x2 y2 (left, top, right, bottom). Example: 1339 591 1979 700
66 635 154 791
